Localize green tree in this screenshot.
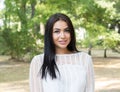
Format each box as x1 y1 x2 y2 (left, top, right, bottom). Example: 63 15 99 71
1 0 119 60
102 31 120 57
1 0 43 61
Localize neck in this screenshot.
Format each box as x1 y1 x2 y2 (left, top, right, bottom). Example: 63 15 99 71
56 48 72 54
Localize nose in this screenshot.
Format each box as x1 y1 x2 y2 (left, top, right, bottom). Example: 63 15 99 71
59 32 65 38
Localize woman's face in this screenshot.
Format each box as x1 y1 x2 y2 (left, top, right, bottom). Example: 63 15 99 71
52 20 71 50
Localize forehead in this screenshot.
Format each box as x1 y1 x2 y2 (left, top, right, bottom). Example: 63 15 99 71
53 20 68 29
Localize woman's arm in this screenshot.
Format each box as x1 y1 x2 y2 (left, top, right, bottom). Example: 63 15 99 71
29 55 43 92
85 55 95 92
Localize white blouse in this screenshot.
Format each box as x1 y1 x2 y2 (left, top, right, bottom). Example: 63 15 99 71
29 52 94 92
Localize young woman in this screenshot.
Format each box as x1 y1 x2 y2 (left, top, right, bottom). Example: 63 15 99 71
29 13 94 92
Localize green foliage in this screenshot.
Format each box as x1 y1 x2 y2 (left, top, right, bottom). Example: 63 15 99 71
2 28 44 60
0 0 120 60
0 31 8 54
95 30 120 49
103 31 120 49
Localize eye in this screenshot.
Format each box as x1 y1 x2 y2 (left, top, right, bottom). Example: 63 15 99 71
64 29 70 32
53 30 60 33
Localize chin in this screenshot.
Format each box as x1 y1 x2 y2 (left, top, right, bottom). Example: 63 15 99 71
58 45 68 49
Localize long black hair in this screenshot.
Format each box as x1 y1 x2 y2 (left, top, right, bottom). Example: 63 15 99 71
41 13 78 79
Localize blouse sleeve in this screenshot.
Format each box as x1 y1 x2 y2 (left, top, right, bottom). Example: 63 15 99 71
29 55 43 92
85 55 95 92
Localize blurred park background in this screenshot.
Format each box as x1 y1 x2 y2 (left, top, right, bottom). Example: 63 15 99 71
0 0 120 92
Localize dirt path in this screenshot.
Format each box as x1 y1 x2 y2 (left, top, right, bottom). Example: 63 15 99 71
93 57 120 92
0 80 29 92
0 55 120 92
0 56 29 92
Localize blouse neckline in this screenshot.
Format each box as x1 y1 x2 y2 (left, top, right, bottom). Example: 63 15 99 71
56 51 81 56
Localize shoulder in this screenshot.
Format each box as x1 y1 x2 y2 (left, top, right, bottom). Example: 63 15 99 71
78 51 93 65
30 54 44 75
31 53 44 62
78 51 91 58
30 54 43 76
30 54 44 67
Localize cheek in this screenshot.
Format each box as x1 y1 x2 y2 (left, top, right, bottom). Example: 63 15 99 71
68 34 71 44
52 34 58 42
67 34 71 40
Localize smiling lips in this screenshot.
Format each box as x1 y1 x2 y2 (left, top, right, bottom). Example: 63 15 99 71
58 40 67 45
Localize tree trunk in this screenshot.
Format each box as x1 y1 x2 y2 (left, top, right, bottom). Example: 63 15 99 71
88 43 92 55
88 48 92 55
104 48 107 58
30 0 36 18
31 3 36 18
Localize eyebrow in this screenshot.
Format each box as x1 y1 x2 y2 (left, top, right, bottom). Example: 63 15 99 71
53 27 69 30
53 28 60 30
